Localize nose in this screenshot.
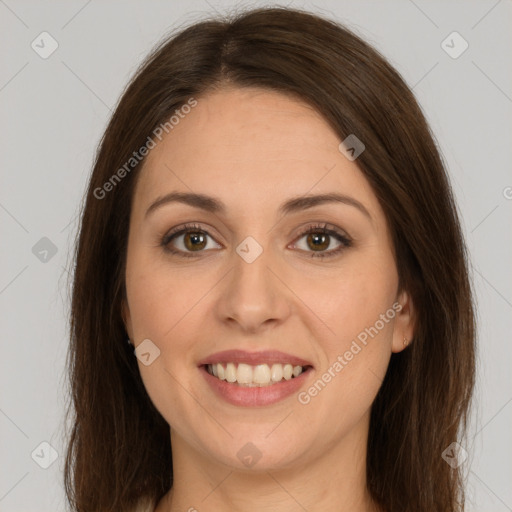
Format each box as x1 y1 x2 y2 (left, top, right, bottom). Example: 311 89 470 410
215 244 291 334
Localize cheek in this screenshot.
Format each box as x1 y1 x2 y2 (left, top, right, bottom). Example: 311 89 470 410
125 249 198 340
295 252 398 415
125 256 206 426
125 252 214 396
303 258 397 347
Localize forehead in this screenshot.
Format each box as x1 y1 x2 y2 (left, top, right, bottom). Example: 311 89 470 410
132 87 379 219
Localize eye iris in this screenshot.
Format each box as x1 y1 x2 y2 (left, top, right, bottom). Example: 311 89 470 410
307 233 329 251
184 231 206 251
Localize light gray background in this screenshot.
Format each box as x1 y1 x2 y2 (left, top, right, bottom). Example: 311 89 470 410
1 0 511 510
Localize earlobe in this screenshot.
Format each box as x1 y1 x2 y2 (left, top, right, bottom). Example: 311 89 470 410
391 290 415 353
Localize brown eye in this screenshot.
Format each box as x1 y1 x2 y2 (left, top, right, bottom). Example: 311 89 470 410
183 231 207 251
305 232 330 251
161 223 222 257
293 224 352 258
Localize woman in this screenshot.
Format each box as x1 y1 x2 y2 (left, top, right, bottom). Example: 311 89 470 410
64 6 475 512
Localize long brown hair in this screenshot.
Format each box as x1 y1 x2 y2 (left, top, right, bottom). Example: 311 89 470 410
64 6 476 511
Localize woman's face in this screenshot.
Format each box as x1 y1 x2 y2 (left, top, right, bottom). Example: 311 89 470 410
123 87 413 471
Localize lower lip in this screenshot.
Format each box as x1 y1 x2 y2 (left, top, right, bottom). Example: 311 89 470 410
200 365 313 407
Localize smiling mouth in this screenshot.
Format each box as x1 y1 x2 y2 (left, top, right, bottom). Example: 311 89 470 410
204 362 311 387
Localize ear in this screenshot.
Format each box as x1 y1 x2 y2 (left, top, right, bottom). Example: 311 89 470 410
391 289 415 353
121 297 133 341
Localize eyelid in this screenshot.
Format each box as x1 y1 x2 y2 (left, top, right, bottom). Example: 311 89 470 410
162 222 217 244
292 222 351 241
289 222 352 258
160 221 352 258
161 222 222 258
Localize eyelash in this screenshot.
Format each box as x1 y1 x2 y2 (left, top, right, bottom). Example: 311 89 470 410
160 222 352 259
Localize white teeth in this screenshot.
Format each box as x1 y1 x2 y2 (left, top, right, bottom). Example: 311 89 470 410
225 363 237 383
292 365 302 377
253 364 271 384
283 364 293 380
236 363 253 384
270 364 283 382
207 362 306 386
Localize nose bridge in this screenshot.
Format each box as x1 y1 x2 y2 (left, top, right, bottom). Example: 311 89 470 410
217 239 290 331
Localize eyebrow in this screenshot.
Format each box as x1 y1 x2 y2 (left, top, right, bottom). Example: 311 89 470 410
144 191 371 220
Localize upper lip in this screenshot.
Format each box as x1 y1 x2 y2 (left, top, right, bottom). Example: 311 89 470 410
197 349 313 368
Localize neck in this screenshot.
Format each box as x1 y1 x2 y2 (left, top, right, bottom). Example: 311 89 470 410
155 412 380 512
